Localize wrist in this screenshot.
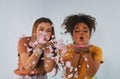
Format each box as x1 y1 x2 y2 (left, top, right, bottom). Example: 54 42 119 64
33 47 42 55
82 47 89 53
44 52 54 59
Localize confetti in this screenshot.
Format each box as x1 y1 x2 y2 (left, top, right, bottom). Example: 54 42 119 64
48 46 54 53
19 32 80 79
67 73 73 78
45 64 48 67
50 68 56 75
87 64 89 68
46 53 54 58
83 55 88 62
32 61 36 65
74 72 78 78
24 43 27 47
27 47 32 52
74 68 78 72
66 61 71 68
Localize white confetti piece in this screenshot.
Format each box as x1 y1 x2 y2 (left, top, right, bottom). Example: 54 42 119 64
74 72 78 78
41 57 44 60
84 57 88 61
49 46 53 53
74 67 78 71
51 35 55 38
78 65 81 67
29 41 33 47
46 53 54 58
32 61 36 65
83 55 88 61
27 47 32 52
87 64 89 68
50 68 56 75
66 61 71 68
68 73 73 78
24 43 27 47
45 64 48 67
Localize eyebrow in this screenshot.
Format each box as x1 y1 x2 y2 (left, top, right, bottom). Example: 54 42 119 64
39 27 52 31
39 26 44 29
83 27 88 29
75 26 88 29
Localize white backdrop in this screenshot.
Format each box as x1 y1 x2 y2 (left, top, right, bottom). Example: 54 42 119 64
0 0 120 79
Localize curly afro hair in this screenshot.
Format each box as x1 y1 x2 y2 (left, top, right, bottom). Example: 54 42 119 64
62 13 96 36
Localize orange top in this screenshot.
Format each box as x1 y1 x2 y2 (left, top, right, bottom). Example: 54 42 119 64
14 37 46 76
62 45 103 79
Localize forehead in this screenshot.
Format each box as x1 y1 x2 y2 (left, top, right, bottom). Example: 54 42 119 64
74 22 88 29
37 22 52 29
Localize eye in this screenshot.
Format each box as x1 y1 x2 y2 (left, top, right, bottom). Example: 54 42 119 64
46 29 52 33
39 28 44 31
83 29 88 33
74 29 80 33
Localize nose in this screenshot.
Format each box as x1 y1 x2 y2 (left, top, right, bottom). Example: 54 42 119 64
79 31 84 35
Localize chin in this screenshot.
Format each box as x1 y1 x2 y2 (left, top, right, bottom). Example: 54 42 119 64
78 42 86 45
75 42 83 45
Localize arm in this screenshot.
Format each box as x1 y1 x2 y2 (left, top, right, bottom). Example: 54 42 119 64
20 47 42 71
82 46 102 77
71 47 82 67
18 38 42 71
82 52 100 77
44 49 55 72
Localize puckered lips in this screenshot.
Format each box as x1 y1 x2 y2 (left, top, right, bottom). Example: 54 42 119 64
80 36 84 41
78 36 84 45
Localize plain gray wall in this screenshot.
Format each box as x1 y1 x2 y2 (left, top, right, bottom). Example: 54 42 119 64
0 0 120 79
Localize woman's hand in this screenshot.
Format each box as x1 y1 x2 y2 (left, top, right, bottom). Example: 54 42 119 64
74 44 93 54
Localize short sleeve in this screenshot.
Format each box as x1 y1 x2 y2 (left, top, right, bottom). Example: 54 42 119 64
62 45 74 61
17 37 29 54
63 52 73 61
90 46 104 63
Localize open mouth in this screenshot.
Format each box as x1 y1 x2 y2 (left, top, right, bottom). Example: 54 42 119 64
80 36 84 40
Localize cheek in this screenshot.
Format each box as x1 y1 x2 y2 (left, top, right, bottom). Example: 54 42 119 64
47 32 52 38
86 33 91 39
72 34 78 41
84 34 91 42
